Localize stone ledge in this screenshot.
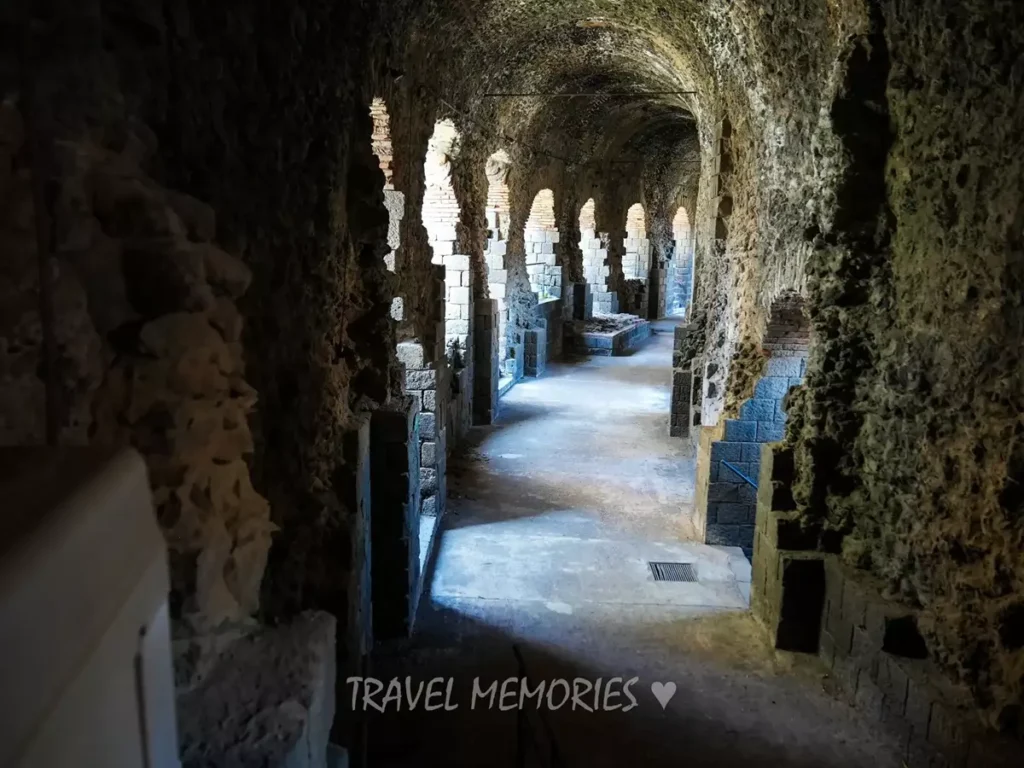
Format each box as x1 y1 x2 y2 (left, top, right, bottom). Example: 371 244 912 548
577 318 651 356
178 611 336 768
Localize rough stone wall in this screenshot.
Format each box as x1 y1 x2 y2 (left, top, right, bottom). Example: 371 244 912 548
783 1 1024 733
1 4 291 681
10 0 1024 739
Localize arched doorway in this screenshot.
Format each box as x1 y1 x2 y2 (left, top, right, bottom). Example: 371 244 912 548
524 189 559 299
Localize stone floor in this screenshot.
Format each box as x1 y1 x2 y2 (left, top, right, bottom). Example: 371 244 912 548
367 321 902 767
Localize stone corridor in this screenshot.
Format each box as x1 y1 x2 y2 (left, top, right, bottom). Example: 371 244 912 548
367 325 901 767
4 1 1023 766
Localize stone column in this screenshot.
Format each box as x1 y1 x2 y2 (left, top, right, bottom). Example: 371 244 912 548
369 396 421 641
473 298 499 425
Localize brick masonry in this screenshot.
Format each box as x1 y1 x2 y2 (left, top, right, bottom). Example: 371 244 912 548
670 324 702 438
750 443 1019 767
525 226 562 300
703 353 807 553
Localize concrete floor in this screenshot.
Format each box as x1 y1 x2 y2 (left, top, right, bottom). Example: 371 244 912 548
367 320 901 768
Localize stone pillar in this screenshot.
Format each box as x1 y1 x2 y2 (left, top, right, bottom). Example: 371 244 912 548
671 325 694 438
524 327 547 377
473 298 499 425
525 228 561 298
443 254 473 449
583 229 617 313
443 254 472 366
750 444 824 652
485 237 509 362
369 396 421 641
339 414 372 674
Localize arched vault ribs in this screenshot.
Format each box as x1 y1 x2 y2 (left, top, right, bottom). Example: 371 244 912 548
524 189 560 299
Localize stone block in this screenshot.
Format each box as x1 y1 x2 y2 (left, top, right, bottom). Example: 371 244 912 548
757 421 786 443
705 524 755 547
709 441 743 463
766 356 803 377
448 286 470 304
421 441 437 468
419 411 436 437
740 398 776 421
405 368 436 390
724 419 757 442
754 376 791 400
713 501 755 524
444 254 470 270
420 467 438 495
396 342 425 369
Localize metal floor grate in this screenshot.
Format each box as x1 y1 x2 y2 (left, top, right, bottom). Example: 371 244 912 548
649 561 698 582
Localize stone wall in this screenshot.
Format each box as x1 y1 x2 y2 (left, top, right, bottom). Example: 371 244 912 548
9 0 1024 749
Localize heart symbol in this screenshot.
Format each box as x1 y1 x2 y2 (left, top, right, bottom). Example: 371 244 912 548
650 681 677 709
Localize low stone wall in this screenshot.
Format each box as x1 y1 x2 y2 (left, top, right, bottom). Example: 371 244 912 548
751 445 1018 768
578 319 651 356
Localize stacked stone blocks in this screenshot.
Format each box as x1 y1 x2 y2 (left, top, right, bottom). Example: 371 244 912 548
473 299 500 424
524 326 547 377
750 445 1018 767
581 228 618 314
670 324 700 437
524 227 561 299
485 234 509 363
705 356 806 551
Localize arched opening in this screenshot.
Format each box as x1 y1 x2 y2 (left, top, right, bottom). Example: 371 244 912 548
668 206 694 317
579 198 607 312
421 119 470 366
523 189 559 300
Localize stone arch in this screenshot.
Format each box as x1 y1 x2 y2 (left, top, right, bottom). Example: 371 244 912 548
524 189 560 299
668 206 694 316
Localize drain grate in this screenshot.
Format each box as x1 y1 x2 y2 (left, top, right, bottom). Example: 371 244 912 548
649 561 698 582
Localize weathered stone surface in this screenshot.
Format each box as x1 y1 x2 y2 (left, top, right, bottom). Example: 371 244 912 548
177 611 336 768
